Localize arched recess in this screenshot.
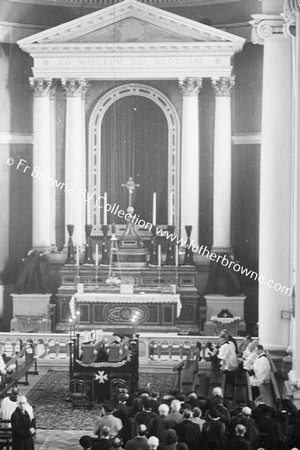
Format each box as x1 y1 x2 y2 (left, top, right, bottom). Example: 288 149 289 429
88 83 180 234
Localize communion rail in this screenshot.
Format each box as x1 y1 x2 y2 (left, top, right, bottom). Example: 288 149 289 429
0 332 245 367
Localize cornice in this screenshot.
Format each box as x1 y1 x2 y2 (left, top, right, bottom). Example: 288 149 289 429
20 41 244 55
7 0 243 8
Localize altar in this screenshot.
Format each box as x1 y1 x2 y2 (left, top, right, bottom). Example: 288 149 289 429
69 292 181 333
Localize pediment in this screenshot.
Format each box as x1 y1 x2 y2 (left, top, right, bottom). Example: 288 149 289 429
18 0 244 47
68 18 198 44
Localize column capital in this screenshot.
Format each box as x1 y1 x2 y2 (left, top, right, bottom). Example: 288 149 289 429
61 78 90 98
250 14 284 45
211 77 235 97
29 78 54 97
179 78 202 97
283 0 300 36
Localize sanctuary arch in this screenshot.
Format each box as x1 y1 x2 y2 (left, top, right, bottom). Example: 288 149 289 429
17 0 245 248
88 83 180 231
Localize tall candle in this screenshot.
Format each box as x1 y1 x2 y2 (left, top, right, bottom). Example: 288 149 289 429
95 244 99 266
152 192 157 226
169 193 173 225
158 245 161 267
103 192 107 225
76 246 80 266
175 245 178 267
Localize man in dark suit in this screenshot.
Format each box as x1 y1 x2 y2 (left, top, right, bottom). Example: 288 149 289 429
125 424 149 450
225 424 251 450
175 409 202 450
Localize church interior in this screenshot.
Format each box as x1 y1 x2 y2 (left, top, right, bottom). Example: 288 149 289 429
2 0 300 441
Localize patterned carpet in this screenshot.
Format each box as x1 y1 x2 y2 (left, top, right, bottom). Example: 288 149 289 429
27 370 177 430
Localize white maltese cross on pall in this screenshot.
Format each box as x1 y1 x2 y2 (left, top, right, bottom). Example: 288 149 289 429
95 371 108 384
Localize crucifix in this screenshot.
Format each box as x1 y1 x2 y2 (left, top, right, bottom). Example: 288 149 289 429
122 177 140 208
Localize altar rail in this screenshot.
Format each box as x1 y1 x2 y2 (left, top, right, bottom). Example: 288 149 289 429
0 332 244 366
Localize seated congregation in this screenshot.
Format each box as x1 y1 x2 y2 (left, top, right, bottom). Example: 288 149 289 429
79 389 300 450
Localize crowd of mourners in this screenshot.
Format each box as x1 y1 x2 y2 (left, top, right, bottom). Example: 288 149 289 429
79 387 300 450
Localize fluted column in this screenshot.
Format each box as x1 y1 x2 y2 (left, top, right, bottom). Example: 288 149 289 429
211 77 235 252
179 78 202 244
251 14 293 348
284 0 300 379
29 78 54 249
62 79 89 247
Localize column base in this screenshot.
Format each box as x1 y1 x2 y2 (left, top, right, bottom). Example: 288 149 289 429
211 246 233 255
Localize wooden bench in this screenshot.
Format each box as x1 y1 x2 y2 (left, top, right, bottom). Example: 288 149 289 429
0 419 12 449
0 343 38 397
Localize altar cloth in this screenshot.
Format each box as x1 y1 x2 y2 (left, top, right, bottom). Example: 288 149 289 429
70 293 182 318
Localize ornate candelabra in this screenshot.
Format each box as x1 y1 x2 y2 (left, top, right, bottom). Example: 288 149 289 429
184 225 194 265
65 224 75 264
165 225 175 265
84 224 94 264
101 225 109 265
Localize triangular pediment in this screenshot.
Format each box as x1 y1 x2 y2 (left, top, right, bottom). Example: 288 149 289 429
18 0 244 47
68 18 198 44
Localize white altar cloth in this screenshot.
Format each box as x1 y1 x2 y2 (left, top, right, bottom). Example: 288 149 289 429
70 293 182 318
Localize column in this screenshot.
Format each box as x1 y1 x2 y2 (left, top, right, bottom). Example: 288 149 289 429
284 1 300 380
211 77 235 252
251 13 293 348
179 78 202 244
50 87 56 247
29 78 54 249
62 79 89 247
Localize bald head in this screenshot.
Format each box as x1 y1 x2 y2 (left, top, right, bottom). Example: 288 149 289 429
17 396 27 412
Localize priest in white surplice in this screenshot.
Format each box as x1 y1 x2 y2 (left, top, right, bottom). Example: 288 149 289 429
250 345 271 387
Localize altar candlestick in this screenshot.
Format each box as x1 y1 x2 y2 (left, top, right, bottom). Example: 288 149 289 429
158 245 161 267
152 192 157 226
76 246 79 266
103 192 108 225
95 244 99 266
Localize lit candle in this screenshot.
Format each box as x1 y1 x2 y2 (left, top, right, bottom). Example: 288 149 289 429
76 246 80 266
95 244 99 266
175 245 178 267
103 192 107 225
158 245 161 267
152 192 157 226
169 193 173 225
87 191 91 224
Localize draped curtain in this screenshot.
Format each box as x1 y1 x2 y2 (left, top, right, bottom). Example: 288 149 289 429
101 95 168 224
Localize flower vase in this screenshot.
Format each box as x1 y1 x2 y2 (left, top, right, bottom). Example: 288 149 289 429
84 224 94 264
65 224 75 265
184 225 194 265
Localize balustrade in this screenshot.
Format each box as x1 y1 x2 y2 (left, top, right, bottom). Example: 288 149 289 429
0 332 244 366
